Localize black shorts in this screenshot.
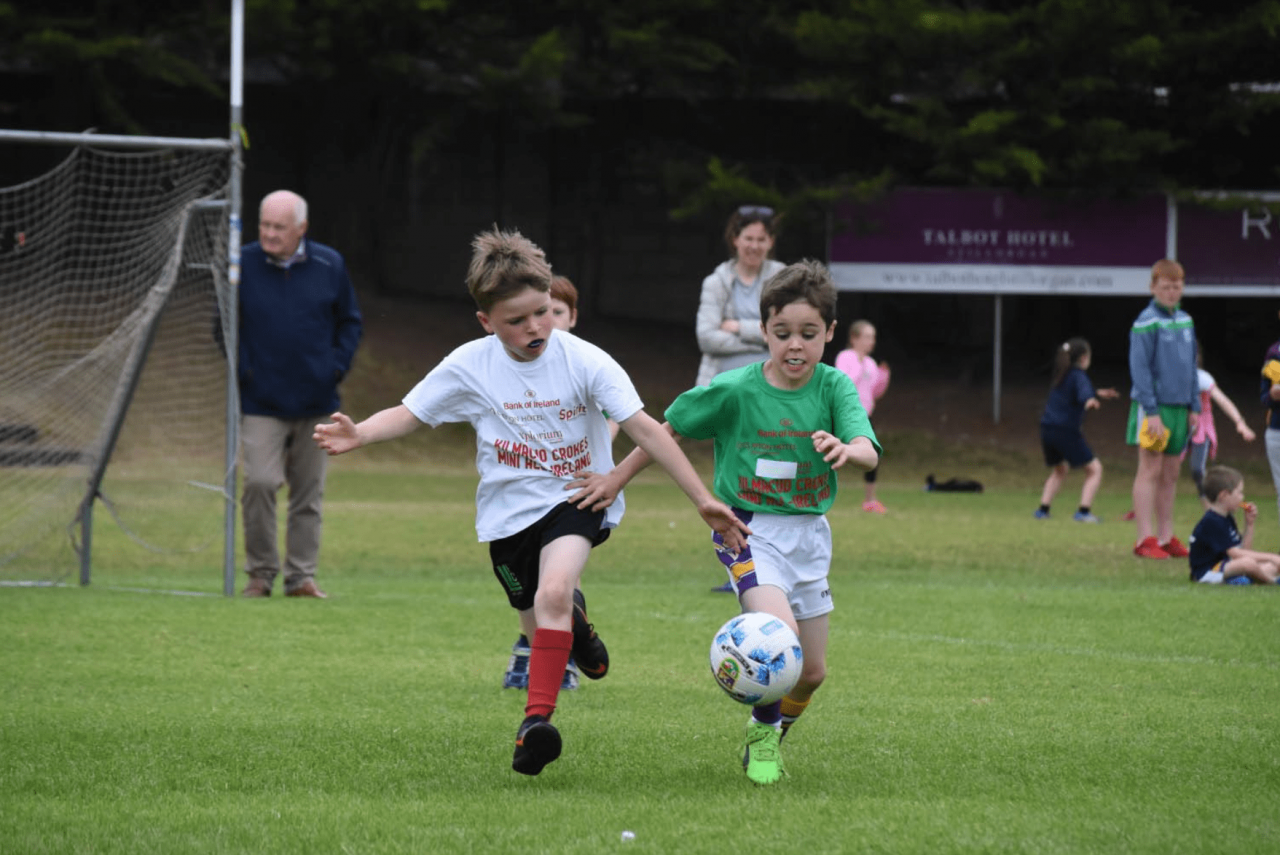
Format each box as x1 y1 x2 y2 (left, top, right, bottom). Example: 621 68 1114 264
488 501 609 611
1040 424 1094 468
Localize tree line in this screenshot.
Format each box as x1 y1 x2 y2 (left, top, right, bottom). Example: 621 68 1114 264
5 0 1279 218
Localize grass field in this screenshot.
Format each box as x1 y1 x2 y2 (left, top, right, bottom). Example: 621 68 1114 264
3 437 1279 854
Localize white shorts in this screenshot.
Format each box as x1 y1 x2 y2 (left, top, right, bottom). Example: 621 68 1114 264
713 510 834 620
1194 559 1251 585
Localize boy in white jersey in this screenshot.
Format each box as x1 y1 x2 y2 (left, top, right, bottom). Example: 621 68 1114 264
570 259 880 785
313 228 748 777
502 275 619 691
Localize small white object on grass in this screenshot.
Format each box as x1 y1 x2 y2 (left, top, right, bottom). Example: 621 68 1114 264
621 830 636 842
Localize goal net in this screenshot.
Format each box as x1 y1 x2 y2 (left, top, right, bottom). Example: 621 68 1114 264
0 144 234 588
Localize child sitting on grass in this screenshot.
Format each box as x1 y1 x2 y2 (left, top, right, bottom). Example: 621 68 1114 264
1187 465 1280 585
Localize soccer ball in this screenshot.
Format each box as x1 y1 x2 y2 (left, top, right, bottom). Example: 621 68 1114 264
708 611 803 705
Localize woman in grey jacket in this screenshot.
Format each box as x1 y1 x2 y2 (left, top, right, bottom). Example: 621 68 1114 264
694 206 785 387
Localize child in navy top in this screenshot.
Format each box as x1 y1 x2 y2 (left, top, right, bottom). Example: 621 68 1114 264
1187 465 1279 584
1035 338 1118 522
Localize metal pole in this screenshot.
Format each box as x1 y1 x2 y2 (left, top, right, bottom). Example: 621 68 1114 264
224 0 245 597
76 238 190 585
79 501 93 586
992 294 1003 424
0 129 230 151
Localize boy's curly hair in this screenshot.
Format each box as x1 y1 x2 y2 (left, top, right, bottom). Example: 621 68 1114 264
760 259 837 327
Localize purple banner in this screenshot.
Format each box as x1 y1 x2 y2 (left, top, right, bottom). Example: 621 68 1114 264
1177 201 1280 286
829 188 1166 267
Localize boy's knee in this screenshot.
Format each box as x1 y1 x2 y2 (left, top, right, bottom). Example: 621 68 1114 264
534 577 571 601
798 662 826 692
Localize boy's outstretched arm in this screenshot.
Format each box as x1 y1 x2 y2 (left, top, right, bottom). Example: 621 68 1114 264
314 405 422 455
596 411 750 552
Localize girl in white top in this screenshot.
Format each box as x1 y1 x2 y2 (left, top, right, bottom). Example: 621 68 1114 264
694 205 786 386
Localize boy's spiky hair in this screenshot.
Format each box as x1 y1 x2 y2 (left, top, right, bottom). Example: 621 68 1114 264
760 259 838 327
467 227 552 312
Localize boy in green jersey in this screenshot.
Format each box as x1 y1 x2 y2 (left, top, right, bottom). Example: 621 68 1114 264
569 259 880 785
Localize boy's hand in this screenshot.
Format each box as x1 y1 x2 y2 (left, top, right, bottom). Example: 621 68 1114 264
1145 414 1164 435
1243 501 1258 526
566 470 624 512
811 430 847 467
812 430 877 470
1096 387 1120 399
698 499 751 553
314 412 360 455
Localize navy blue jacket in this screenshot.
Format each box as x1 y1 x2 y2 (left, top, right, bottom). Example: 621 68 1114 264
238 239 363 419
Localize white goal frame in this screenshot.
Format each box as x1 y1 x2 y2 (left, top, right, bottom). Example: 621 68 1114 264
0 0 246 595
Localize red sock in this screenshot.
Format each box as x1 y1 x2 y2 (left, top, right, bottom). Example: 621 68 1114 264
525 628 573 720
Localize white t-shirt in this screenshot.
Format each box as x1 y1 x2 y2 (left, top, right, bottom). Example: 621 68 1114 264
1197 368 1215 393
402 329 644 542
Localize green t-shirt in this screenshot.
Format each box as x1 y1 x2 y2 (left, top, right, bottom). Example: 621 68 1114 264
665 362 881 515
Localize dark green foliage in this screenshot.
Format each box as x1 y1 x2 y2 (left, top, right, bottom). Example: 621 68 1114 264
5 2 1279 212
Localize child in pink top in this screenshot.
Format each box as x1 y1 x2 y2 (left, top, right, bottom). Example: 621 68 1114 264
835 320 891 512
1185 352 1256 507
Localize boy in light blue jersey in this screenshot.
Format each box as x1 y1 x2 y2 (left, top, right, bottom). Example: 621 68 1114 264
1127 259 1199 559
569 260 880 786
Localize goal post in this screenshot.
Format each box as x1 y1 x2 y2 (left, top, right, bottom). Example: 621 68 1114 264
0 132 242 593
0 0 246 594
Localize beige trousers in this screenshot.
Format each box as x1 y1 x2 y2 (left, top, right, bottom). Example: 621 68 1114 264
240 414 328 591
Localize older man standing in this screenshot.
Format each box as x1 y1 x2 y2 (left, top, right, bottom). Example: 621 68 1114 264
238 190 362 598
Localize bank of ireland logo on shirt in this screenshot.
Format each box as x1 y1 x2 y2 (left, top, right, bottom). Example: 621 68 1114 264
524 389 537 399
